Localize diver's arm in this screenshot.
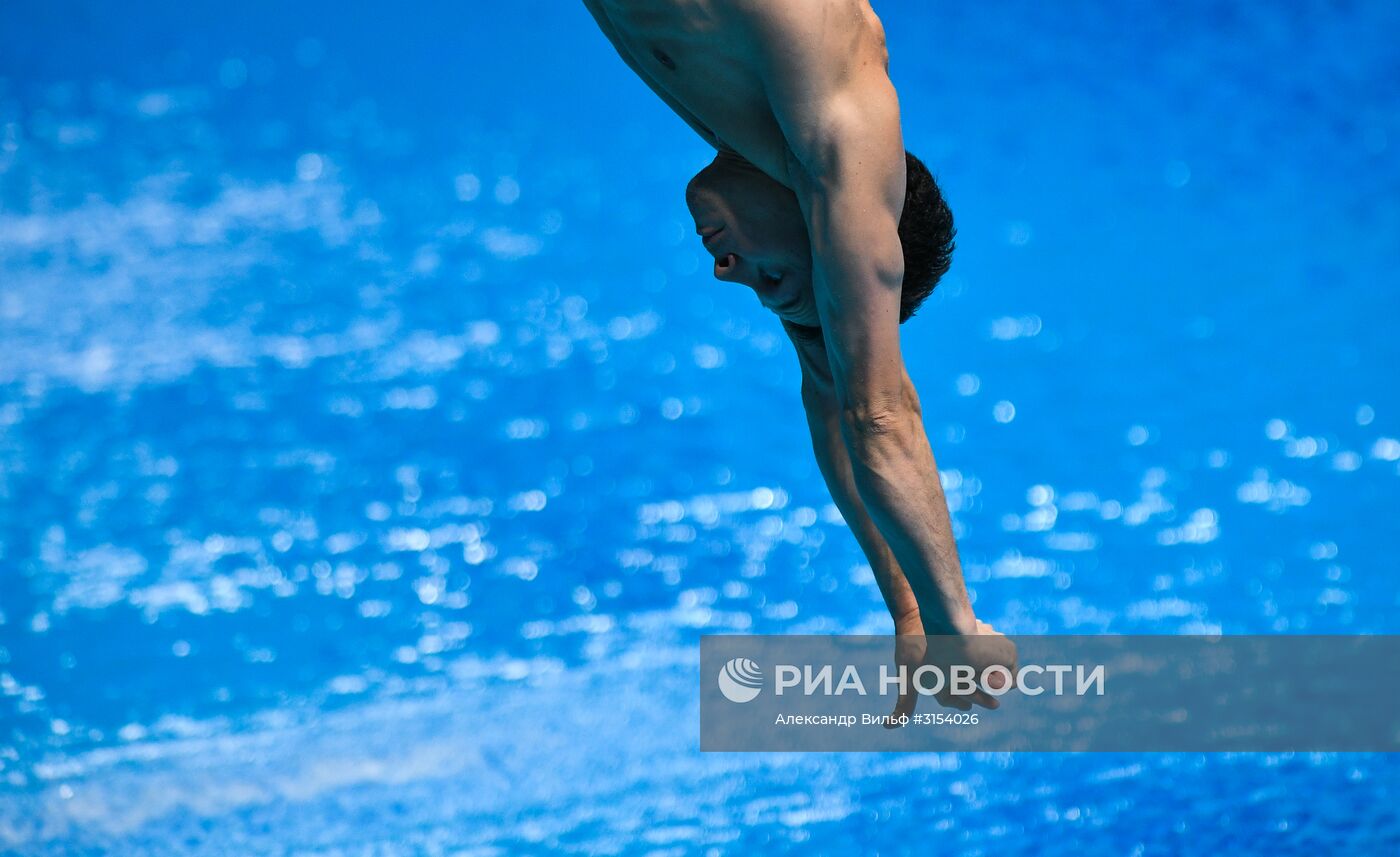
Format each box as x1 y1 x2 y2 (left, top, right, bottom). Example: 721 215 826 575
750 8 976 635
799 159 975 636
786 270 973 637
784 323 922 633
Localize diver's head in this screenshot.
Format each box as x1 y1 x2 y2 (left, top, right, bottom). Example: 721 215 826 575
685 150 816 324
684 149 954 327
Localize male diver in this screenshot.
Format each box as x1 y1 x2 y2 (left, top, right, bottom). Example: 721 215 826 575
583 0 1015 715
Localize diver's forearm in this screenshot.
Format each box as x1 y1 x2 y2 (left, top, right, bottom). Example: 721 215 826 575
840 404 976 636
803 397 922 628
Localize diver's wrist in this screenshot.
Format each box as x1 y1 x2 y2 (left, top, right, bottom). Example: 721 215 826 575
918 600 977 636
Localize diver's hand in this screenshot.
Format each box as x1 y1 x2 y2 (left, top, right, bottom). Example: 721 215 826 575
886 618 1017 726
885 609 927 727
929 620 1017 711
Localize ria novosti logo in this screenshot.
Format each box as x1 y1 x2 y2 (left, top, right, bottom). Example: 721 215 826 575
717 657 763 703
714 657 1106 703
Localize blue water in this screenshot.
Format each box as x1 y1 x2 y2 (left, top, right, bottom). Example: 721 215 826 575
2 1 1399 853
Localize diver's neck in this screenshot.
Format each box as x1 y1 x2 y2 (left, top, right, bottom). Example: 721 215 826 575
714 145 794 190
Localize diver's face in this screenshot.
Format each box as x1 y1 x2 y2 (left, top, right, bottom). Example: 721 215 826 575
685 152 818 327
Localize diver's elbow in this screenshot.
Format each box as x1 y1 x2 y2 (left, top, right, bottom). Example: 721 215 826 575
839 393 922 450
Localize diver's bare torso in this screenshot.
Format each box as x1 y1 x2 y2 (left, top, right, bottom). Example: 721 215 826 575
583 0 890 188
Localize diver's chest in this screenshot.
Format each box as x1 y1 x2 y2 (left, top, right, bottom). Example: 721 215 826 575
602 1 755 91
599 0 791 172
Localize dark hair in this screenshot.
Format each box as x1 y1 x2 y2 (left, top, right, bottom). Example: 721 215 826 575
897 151 955 323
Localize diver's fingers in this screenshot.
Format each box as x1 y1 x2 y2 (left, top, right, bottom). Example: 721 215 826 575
982 666 1012 691
935 689 973 711
886 682 919 728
